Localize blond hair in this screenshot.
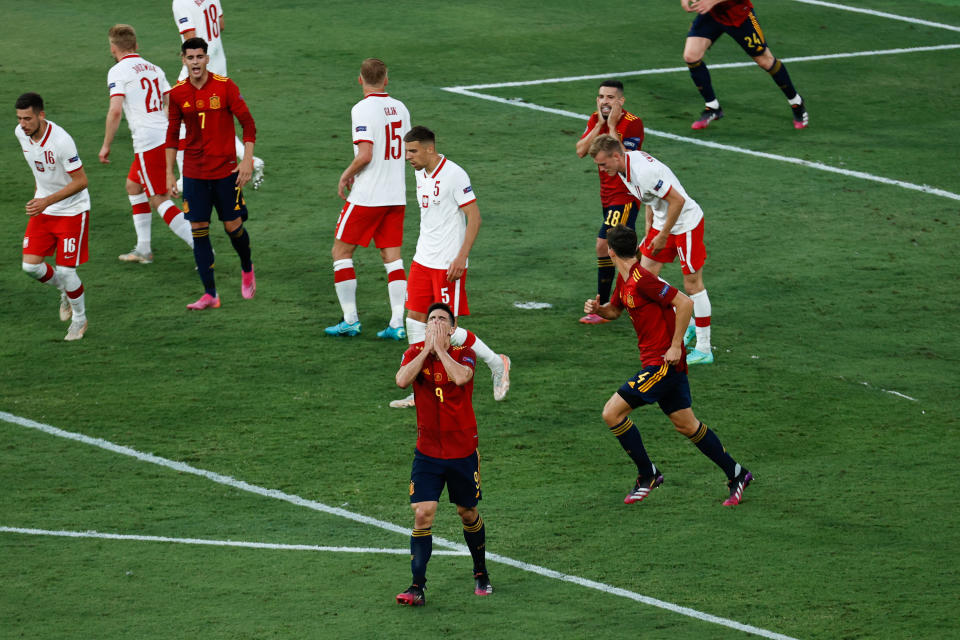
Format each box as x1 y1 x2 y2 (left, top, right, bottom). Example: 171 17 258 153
109 24 137 53
589 134 624 158
360 58 388 86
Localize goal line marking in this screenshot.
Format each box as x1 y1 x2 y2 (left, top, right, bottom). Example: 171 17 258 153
0 411 798 640
0 526 467 556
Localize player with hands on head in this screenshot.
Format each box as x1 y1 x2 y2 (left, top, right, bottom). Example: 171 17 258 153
395 302 493 607
575 79 645 325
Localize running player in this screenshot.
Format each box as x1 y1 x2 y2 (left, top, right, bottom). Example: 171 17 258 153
682 0 808 129
15 92 91 341
584 225 752 506
99 24 193 264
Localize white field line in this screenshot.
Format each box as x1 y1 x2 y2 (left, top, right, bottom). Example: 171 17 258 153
792 0 960 33
0 411 797 640
0 526 468 556
448 43 960 90
442 82 960 203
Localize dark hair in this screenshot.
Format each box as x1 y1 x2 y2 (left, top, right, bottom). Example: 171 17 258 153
15 92 44 112
599 79 624 92
427 301 456 324
606 225 639 259
181 37 208 54
404 125 435 144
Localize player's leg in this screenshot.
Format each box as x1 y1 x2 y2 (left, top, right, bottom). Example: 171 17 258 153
451 453 491 596
667 405 751 506
399 452 443 606
684 15 725 129
736 11 808 128
215 181 255 300
375 206 407 340
121 169 154 263
639 225 673 278
581 205 615 324
183 178 220 309
676 222 712 363
602 377 662 503
327 203 377 335
52 212 90 341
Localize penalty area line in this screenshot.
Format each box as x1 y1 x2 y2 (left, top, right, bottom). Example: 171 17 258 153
1 411 798 640
0 526 467 556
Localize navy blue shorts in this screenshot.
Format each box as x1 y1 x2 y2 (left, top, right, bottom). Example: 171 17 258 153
616 363 692 416
409 449 482 508
598 201 640 239
183 175 249 223
688 9 767 58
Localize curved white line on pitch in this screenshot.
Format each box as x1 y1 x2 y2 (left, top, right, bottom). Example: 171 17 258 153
791 0 960 33
0 411 797 640
442 87 960 203
0 526 468 555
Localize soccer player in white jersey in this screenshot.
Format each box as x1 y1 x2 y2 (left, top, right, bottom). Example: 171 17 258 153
171 0 264 188
99 24 194 264
326 58 411 340
15 93 91 341
590 134 714 365
389 125 511 407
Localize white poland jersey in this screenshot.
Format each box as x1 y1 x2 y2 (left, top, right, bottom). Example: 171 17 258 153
108 54 172 153
173 0 227 78
347 92 410 207
15 120 91 216
413 156 477 270
619 150 704 234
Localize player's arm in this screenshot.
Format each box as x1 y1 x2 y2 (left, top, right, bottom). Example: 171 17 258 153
665 290 694 364
447 200 481 282
649 188 685 253
396 344 433 389
575 114 604 158
434 346 474 387
99 95 125 164
687 0 721 14
644 204 653 242
26 166 88 216
584 294 624 321
337 141 372 200
229 81 257 188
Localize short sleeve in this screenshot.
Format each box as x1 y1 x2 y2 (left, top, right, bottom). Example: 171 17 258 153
107 66 125 97
59 133 83 173
456 347 477 371
452 166 476 207
350 102 373 144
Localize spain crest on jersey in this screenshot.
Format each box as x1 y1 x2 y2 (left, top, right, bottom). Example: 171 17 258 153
625 294 636 309
209 95 221 109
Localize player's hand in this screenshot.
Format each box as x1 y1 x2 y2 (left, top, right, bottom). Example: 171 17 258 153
649 232 668 254
25 198 47 216
423 321 437 351
98 145 111 164
166 173 180 198
234 157 253 189
664 345 683 365
689 0 717 14
337 173 354 200
584 295 600 315
607 102 623 129
434 326 451 355
681 0 695 12
446 256 467 282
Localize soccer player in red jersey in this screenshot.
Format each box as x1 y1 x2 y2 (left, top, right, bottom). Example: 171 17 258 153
583 225 752 507
165 37 257 309
682 0 808 129
394 302 492 606
575 80 645 325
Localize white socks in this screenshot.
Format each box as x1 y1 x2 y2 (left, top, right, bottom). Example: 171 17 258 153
383 259 406 329
689 289 712 352
333 258 358 324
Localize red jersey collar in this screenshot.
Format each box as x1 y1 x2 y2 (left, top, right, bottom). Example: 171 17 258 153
38 122 53 147
364 92 389 99
119 54 141 61
428 155 447 179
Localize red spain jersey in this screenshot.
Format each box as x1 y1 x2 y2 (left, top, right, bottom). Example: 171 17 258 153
581 110 645 206
710 0 754 27
402 344 478 459
611 262 688 373
166 74 256 180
